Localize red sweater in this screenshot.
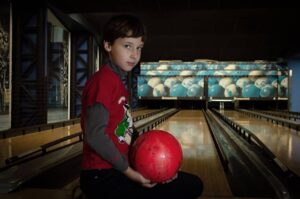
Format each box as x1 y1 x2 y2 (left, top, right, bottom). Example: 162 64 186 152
80 64 132 170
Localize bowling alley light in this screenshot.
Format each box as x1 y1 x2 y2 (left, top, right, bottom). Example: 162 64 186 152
209 98 234 102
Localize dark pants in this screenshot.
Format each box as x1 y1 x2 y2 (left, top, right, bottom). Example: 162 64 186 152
80 169 203 199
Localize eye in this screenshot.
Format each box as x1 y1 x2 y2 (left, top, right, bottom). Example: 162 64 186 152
124 44 132 49
137 46 143 51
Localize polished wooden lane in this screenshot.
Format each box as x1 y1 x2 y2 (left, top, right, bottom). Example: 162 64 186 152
153 110 232 197
131 109 159 117
1 109 267 199
222 110 300 177
0 123 82 167
0 109 159 167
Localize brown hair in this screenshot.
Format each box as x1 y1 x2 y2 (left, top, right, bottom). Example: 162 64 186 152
102 14 146 56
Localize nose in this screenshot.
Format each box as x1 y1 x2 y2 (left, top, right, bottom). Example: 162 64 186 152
130 48 139 59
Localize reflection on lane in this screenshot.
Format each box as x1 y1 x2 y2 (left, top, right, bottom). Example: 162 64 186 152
223 110 300 177
152 110 232 197
0 124 82 167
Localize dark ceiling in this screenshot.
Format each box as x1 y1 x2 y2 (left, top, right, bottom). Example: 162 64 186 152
48 0 300 62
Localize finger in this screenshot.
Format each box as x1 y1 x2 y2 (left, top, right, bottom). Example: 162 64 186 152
173 173 178 179
142 182 157 188
162 174 178 184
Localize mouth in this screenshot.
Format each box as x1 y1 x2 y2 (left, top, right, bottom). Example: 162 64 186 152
127 62 136 67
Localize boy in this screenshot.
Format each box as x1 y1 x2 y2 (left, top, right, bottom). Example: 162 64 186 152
80 14 203 199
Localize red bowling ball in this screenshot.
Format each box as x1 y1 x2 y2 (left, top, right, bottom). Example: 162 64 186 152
130 130 183 183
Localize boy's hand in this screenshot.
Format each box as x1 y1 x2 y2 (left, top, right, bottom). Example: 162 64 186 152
161 173 178 184
123 166 157 188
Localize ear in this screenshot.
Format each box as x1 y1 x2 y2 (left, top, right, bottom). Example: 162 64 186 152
103 41 112 52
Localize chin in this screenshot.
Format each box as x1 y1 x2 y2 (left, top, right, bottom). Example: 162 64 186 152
122 68 131 72
125 66 135 72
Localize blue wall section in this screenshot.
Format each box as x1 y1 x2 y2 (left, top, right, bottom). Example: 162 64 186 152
288 59 300 112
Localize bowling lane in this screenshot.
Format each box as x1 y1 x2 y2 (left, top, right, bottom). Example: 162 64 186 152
221 110 300 177
0 124 81 167
0 109 159 167
265 110 300 122
131 109 159 117
152 110 232 197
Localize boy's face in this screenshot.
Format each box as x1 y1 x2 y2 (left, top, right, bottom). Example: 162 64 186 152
104 37 144 72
